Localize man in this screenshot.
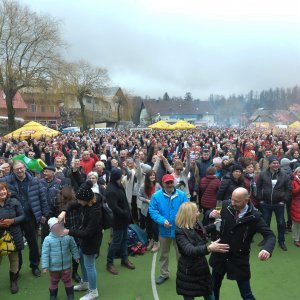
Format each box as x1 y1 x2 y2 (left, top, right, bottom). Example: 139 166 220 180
197 148 212 179
0 160 49 277
106 168 135 275
257 156 292 251
95 161 109 187
209 187 276 300
258 149 273 172
149 174 188 285
80 150 99 175
39 166 61 244
0 162 11 176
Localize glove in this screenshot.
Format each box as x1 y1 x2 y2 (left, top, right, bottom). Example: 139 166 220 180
214 219 222 232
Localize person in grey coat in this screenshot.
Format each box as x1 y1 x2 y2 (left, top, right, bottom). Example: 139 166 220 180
0 182 25 294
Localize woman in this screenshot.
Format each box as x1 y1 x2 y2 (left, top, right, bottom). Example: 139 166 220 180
175 202 229 300
0 182 25 294
139 170 161 252
199 167 221 225
188 158 200 203
59 181 102 300
291 167 300 247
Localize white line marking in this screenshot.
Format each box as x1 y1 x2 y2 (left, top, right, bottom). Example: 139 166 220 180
151 252 160 300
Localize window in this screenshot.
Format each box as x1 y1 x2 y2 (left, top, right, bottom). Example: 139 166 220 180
30 104 36 112
49 105 55 113
41 105 47 112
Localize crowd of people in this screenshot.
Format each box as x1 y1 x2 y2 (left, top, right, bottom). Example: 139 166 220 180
0 127 299 300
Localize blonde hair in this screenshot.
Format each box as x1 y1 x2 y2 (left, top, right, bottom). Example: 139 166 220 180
176 202 198 229
174 160 183 170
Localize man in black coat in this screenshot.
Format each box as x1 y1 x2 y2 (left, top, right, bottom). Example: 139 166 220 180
257 156 292 251
209 187 276 300
106 168 135 275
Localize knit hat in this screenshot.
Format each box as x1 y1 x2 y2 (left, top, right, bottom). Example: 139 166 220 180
231 164 243 173
269 156 279 164
222 156 229 162
48 217 59 230
280 158 291 167
110 167 123 181
76 180 94 201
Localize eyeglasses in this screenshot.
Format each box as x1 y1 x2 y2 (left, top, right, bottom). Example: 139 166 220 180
13 167 25 171
176 169 183 171
165 181 174 185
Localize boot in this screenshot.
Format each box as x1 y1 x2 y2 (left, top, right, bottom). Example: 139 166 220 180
65 286 75 300
49 288 58 300
147 239 154 251
10 271 19 294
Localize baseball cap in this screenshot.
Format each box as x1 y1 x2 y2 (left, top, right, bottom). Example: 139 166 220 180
162 174 174 183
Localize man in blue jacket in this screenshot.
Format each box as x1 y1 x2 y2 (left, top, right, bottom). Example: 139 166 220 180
0 160 49 277
149 174 188 285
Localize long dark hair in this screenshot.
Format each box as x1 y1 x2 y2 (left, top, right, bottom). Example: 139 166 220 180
144 170 156 197
57 186 76 211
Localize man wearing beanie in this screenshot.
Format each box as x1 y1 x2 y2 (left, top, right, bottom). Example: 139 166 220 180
257 156 292 251
106 168 135 275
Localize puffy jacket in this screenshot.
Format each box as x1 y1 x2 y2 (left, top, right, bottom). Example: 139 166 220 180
149 188 188 238
41 232 79 271
257 169 292 204
291 175 300 222
217 174 244 201
40 177 61 208
0 197 25 251
0 172 49 222
199 175 221 209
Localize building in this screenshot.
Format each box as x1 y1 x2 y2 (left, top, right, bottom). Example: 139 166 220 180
0 90 28 118
140 99 215 126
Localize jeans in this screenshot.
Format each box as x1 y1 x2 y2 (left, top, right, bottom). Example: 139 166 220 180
183 294 214 300
260 202 285 243
19 216 40 269
79 249 97 290
212 270 255 300
107 228 128 265
145 212 159 242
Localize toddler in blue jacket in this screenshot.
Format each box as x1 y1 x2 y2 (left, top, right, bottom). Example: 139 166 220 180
42 217 79 300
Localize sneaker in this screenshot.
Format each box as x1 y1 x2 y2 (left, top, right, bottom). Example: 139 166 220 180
74 281 89 291
151 241 160 253
156 275 169 285
79 289 99 300
278 242 287 251
147 239 154 251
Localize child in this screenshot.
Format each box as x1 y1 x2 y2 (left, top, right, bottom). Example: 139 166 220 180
42 217 80 300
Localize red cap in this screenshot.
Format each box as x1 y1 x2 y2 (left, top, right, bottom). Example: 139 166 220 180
162 174 174 183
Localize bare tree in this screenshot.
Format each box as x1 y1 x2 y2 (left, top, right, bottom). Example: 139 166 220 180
64 60 109 131
0 0 64 129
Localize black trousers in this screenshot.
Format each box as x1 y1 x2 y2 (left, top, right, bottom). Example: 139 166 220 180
19 216 40 269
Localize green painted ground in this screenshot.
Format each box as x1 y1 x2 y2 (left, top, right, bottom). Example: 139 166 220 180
0 222 298 300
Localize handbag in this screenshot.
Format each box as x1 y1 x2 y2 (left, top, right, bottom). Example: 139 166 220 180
0 230 16 256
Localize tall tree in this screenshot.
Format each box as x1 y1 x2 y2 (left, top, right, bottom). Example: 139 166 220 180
163 92 170 101
0 0 64 129
184 92 193 101
64 60 109 130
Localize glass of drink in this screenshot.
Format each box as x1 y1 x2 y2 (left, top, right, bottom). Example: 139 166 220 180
216 200 222 213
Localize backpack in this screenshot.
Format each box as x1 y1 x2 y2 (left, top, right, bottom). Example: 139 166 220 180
127 224 148 256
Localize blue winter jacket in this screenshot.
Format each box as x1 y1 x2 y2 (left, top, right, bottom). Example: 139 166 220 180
149 188 188 238
41 232 79 271
0 172 49 222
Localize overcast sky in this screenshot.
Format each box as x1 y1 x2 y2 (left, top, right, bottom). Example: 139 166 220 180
20 0 300 99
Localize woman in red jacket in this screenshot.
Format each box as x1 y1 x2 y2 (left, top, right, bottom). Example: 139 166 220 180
199 167 221 225
291 167 300 247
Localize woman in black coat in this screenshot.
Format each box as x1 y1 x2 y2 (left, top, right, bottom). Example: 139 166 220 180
0 182 25 294
175 202 229 300
59 180 103 299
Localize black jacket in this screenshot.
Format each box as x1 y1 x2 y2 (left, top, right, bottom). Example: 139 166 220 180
209 200 276 280
106 181 131 229
257 169 292 204
175 225 214 297
0 197 25 251
68 200 103 255
217 174 245 201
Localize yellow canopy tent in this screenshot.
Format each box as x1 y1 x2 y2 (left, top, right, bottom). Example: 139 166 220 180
148 120 171 130
289 121 300 129
4 121 59 140
170 120 196 130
